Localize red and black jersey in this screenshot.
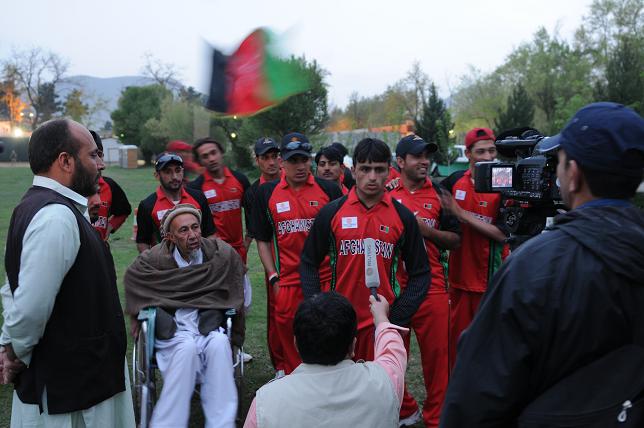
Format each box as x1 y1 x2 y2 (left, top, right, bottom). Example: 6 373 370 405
136 186 216 246
243 174 274 239
92 176 132 240
300 188 430 330
388 178 460 294
252 174 342 288
442 169 508 292
188 168 250 261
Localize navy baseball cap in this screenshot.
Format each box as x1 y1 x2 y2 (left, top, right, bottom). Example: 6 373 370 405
281 132 312 160
396 134 438 158
254 137 279 156
537 102 644 177
155 152 184 171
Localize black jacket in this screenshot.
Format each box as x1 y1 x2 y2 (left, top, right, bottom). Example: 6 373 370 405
441 204 644 427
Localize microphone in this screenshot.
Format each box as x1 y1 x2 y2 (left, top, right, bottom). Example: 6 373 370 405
363 238 380 301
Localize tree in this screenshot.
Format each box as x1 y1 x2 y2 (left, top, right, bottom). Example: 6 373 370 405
415 83 454 164
494 83 536 134
36 82 61 122
606 34 643 112
111 84 170 163
0 79 27 125
141 52 183 91
2 48 68 129
63 89 88 122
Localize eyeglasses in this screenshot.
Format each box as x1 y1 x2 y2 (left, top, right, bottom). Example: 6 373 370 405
156 153 183 165
284 141 312 152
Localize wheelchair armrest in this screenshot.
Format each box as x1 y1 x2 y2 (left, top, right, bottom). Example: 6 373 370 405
137 308 157 359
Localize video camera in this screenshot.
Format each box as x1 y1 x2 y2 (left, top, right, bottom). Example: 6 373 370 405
474 128 564 247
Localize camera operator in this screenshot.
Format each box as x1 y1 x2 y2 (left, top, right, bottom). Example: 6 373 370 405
440 102 644 427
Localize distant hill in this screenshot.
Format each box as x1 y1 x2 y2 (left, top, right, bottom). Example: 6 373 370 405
56 75 157 129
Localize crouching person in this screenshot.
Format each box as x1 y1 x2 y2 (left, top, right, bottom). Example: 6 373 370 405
244 292 407 428
124 204 245 428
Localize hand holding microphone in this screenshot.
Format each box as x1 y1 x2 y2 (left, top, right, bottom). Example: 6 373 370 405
369 294 390 326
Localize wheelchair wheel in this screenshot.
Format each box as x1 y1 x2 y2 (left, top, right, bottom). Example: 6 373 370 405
133 322 156 428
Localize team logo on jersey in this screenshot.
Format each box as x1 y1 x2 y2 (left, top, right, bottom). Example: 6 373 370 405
277 218 314 235
309 201 318 207
479 201 488 207
276 201 291 213
455 190 467 200
204 189 217 199
379 225 389 233
341 216 358 229
424 203 432 210
338 238 394 259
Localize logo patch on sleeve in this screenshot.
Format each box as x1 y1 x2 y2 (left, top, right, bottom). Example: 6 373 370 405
341 217 358 229
380 225 390 233
455 190 467 200
424 203 432 209
309 201 318 207
479 201 488 207
276 201 291 213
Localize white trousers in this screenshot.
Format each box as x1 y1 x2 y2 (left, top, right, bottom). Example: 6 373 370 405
10 360 135 428
150 309 237 428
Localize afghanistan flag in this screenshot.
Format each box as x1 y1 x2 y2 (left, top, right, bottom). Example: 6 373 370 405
206 28 311 116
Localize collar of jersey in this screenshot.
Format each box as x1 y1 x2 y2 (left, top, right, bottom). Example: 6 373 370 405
156 185 188 202
278 172 314 189
204 167 232 182
347 187 391 207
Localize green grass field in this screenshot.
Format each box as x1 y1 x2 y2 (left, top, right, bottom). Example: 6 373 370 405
0 166 429 427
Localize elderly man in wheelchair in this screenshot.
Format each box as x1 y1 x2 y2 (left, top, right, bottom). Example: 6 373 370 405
125 204 245 428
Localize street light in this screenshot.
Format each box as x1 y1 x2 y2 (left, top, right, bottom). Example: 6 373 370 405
230 132 237 139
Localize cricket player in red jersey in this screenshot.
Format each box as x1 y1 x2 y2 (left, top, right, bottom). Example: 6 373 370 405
315 146 349 195
252 133 342 374
136 153 215 253
89 131 131 241
243 137 286 376
188 137 252 263
388 135 461 427
300 137 429 425
440 128 510 370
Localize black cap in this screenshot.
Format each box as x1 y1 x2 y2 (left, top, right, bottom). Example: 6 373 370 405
281 132 312 160
538 102 644 177
395 134 438 158
155 152 184 171
254 137 280 155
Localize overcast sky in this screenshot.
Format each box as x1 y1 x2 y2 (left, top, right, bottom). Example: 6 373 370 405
0 0 592 108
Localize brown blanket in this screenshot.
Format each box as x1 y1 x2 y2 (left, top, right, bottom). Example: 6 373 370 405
124 237 245 345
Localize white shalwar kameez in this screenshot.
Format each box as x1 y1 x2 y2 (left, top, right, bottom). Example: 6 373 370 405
149 248 237 428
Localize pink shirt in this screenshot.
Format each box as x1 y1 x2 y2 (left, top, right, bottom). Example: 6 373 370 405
243 322 408 428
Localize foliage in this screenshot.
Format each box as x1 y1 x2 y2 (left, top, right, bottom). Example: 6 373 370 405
36 82 61 123
1 47 68 129
63 88 88 122
415 83 455 164
605 34 644 112
111 84 170 163
494 83 536 134
0 79 27 124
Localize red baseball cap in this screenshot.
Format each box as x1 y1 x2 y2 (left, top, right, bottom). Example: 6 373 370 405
465 128 496 149
166 140 192 152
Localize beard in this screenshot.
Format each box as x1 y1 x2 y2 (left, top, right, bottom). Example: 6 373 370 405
70 157 99 197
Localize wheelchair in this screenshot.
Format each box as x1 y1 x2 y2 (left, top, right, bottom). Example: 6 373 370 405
132 307 245 427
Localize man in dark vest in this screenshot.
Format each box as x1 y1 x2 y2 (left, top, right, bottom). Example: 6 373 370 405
0 119 135 426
